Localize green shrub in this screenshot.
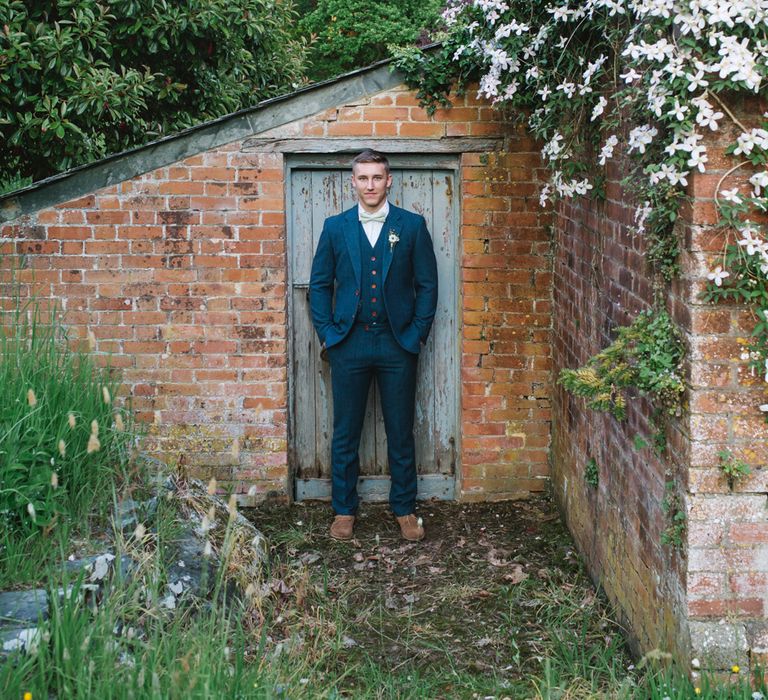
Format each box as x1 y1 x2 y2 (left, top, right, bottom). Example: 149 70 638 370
0 0 307 184
296 0 441 82
0 291 136 536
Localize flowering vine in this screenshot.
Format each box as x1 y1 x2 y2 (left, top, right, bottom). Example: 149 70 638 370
394 0 768 417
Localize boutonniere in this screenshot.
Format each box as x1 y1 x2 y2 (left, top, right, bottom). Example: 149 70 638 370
388 229 399 252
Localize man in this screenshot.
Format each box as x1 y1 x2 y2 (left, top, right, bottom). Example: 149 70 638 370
309 149 438 542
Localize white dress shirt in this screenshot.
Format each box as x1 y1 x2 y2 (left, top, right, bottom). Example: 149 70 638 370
358 201 389 248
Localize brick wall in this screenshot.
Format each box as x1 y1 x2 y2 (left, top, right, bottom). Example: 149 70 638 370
0 83 552 503
681 100 768 671
552 100 768 665
458 146 552 500
551 156 690 656
1 149 290 499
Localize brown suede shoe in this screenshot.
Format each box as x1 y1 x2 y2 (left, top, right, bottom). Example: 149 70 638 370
395 513 425 542
330 514 355 540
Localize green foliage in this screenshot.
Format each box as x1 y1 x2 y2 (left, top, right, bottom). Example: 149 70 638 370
660 481 686 550
0 0 306 184
718 449 751 490
0 290 136 537
558 310 686 421
0 173 32 196
584 458 599 489
297 0 441 82
632 182 685 283
391 42 480 115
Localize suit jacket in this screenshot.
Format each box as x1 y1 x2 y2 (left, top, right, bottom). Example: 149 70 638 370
309 203 438 355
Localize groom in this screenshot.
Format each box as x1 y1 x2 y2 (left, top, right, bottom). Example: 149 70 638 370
309 149 438 542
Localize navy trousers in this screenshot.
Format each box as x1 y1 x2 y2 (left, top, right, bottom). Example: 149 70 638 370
327 322 419 516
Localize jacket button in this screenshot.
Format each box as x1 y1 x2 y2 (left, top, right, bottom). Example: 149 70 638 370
355 289 360 296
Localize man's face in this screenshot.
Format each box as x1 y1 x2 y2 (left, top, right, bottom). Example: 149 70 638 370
351 162 392 213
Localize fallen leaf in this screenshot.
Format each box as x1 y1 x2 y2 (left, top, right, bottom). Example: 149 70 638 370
503 564 528 584
487 549 509 567
272 579 293 595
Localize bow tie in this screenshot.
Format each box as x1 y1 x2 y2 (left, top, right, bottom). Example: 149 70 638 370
359 210 387 224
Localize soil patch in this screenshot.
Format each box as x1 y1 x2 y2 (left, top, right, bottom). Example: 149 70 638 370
246 496 632 695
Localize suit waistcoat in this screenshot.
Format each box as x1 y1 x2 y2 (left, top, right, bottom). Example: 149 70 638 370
358 226 388 326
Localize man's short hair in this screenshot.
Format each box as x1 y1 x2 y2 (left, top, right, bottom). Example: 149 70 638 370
352 149 390 175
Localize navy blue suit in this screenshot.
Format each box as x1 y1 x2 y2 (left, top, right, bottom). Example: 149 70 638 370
309 203 438 515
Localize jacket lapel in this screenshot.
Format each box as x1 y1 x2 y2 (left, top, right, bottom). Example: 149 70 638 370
342 207 362 286
382 205 402 283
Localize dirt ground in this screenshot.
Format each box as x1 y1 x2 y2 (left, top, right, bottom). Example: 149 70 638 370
245 496 632 695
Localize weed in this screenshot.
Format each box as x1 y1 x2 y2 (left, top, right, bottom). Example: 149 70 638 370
585 458 599 488
661 482 686 550
718 450 751 491
0 289 138 540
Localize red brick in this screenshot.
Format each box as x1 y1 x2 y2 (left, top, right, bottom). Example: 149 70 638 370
729 523 768 545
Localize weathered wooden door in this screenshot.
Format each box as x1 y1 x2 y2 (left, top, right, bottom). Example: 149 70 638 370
288 155 458 501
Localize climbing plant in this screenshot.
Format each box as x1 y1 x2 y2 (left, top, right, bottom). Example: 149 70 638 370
393 0 768 419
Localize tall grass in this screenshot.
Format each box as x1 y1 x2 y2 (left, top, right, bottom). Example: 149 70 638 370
0 289 136 541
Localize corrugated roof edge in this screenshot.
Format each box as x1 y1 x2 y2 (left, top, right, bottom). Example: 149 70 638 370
0 54 421 222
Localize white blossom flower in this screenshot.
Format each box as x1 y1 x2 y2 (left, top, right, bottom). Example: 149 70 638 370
479 71 502 99
707 266 730 286
750 172 768 197
538 182 552 207
599 135 619 164
692 96 724 130
543 132 565 161
620 67 642 83
668 99 689 121
548 5 571 22
634 202 652 235
714 36 761 91
737 225 766 256
591 96 608 121
648 164 689 186
495 20 529 39
734 129 768 156
719 188 742 203
526 66 540 81
687 147 708 172
628 125 658 154
686 69 709 92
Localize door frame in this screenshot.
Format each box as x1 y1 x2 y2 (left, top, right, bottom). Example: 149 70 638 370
284 151 462 503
